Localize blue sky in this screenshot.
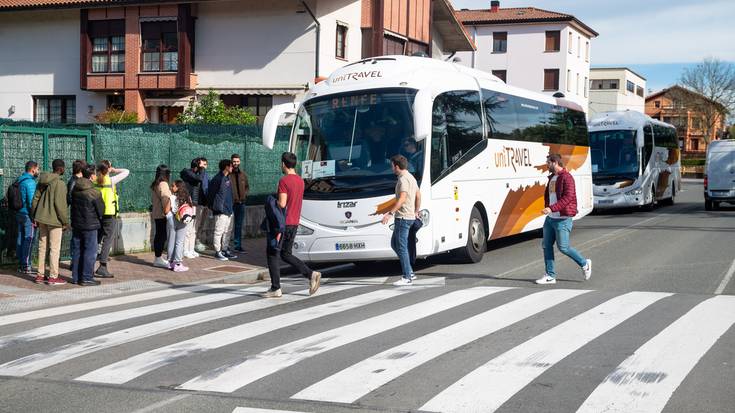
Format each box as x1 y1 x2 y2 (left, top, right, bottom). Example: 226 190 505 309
451 0 735 92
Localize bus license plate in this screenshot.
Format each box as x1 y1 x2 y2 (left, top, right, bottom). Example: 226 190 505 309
335 242 365 251
596 199 613 205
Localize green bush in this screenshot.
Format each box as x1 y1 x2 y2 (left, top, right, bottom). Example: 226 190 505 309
177 91 257 125
681 158 705 166
95 109 139 123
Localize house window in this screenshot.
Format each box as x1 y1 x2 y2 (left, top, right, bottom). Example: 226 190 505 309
544 69 560 91
141 21 178 72
577 36 581 57
691 138 699 151
336 23 348 59
584 76 588 97
492 32 507 53
568 31 573 53
654 100 661 108
590 79 619 90
566 70 571 92
221 94 273 124
89 20 125 73
545 31 560 52
585 41 590 61
383 34 405 55
628 82 637 93
636 86 644 97
576 73 580 94
34 96 76 123
491 70 507 82
107 94 124 111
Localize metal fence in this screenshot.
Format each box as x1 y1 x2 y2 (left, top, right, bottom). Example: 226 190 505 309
0 120 289 264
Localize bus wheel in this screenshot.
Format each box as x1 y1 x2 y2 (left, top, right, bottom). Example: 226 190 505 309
456 207 486 263
644 186 657 211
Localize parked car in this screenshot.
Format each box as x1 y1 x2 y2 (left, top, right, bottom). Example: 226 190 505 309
704 140 735 210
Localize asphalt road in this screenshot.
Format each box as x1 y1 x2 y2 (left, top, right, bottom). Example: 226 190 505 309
0 181 733 413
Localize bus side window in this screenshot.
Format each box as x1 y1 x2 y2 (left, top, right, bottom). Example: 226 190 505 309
431 90 484 183
483 90 517 140
515 98 547 143
643 125 654 170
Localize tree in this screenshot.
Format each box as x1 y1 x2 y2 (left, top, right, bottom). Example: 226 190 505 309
94 109 139 123
177 90 257 125
678 57 734 143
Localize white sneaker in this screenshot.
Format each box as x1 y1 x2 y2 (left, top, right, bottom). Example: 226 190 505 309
153 257 170 268
190 251 200 258
583 259 592 280
410 273 417 281
535 274 557 285
393 278 413 286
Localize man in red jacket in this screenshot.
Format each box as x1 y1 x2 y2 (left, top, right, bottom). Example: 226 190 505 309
537 153 592 285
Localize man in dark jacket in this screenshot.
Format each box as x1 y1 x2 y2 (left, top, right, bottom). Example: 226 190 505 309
181 157 209 253
67 160 86 205
537 153 591 285
70 165 104 286
230 153 249 253
208 159 236 261
31 159 68 285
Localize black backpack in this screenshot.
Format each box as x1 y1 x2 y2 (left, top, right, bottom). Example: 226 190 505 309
5 179 23 211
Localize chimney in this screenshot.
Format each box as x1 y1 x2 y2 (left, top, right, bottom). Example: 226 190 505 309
490 1 500 12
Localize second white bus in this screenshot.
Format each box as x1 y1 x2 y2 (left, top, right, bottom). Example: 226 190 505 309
263 55 593 264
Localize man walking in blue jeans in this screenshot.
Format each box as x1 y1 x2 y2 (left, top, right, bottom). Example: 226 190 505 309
16 161 39 275
537 153 592 285
383 155 421 286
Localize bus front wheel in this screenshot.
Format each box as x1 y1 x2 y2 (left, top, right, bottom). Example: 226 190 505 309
455 207 486 263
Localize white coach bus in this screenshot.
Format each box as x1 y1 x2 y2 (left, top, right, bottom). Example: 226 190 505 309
588 111 680 210
262 55 593 264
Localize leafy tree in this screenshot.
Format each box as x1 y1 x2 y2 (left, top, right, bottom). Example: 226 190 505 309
95 109 139 123
177 90 257 125
677 58 734 143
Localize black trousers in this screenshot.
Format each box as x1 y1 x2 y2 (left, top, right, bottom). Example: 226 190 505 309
153 218 167 257
97 215 117 264
267 225 313 290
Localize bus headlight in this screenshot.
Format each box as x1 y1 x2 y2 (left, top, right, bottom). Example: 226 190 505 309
625 188 642 196
296 224 314 236
418 209 430 226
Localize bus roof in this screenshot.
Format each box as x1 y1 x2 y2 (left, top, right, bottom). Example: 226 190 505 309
588 111 675 132
307 55 579 110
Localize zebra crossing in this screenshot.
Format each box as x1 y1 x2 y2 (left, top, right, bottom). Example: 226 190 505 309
1 277 734 413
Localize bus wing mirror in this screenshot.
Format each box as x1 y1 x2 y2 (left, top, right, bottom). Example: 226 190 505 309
413 89 433 141
262 102 298 150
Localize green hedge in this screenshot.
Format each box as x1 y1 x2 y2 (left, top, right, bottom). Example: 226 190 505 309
681 159 705 167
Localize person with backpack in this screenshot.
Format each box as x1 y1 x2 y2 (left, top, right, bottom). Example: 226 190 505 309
30 159 68 285
262 152 321 298
207 159 237 261
12 161 39 275
167 180 193 272
94 160 129 278
70 164 104 286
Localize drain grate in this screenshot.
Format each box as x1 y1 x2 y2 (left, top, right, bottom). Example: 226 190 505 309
204 265 254 273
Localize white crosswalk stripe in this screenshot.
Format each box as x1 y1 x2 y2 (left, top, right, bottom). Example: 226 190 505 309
0 284 359 376
1 283 733 413
76 287 414 384
576 295 735 413
420 291 672 413
177 286 512 393
292 288 588 403
0 285 265 348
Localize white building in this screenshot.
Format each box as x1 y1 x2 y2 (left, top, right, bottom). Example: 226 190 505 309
588 67 646 118
454 0 597 110
0 0 473 123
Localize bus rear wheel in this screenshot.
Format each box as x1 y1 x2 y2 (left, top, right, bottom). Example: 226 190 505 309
455 207 486 263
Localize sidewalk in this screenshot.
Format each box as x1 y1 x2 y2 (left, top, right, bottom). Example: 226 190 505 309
0 237 268 300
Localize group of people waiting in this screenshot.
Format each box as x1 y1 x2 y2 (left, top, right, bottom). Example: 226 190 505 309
11 159 129 285
150 154 250 270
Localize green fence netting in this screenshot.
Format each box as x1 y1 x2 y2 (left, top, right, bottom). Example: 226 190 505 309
0 120 291 265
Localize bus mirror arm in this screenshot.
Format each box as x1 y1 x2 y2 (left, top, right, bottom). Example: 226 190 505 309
413 134 429 142
262 102 298 149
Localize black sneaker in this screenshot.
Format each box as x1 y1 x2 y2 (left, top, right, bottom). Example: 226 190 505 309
94 265 115 278
78 279 101 286
223 250 238 259
234 246 246 253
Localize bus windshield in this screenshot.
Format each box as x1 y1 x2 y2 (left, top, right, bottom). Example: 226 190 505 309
589 130 639 181
292 88 421 200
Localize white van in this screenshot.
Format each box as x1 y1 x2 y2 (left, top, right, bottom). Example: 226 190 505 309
704 139 735 210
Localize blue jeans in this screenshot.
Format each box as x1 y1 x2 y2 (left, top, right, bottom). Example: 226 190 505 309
233 202 246 249
71 229 98 283
543 217 587 278
391 218 415 279
15 213 34 270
